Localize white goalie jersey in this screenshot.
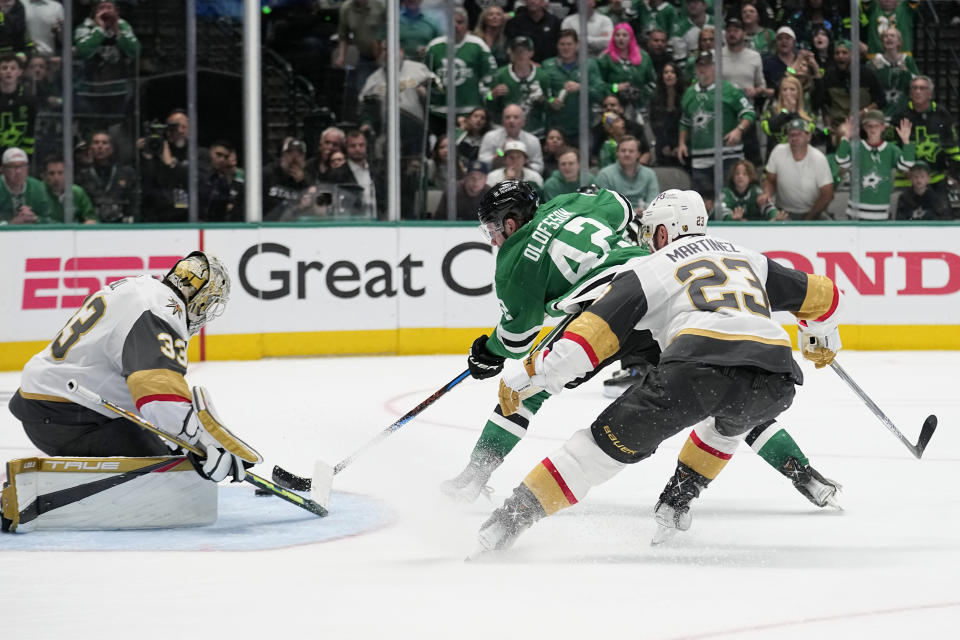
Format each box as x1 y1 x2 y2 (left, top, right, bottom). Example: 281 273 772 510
18 275 195 433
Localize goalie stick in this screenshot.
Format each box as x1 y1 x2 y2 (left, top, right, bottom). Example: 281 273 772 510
66 379 328 517
829 360 937 459
271 316 580 504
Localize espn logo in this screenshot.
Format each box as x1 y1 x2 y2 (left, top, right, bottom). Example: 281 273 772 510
22 256 180 310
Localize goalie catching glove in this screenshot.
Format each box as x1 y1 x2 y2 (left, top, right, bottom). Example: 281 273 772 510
798 319 841 369
467 335 506 380
178 386 263 482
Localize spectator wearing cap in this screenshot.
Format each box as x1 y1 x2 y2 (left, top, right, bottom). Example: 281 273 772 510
677 51 756 193
486 139 543 187
486 35 548 135
895 161 954 220
560 0 614 56
596 22 656 115
478 103 545 173
540 29 605 148
0 147 50 224
759 117 834 220
435 158 491 220
542 147 594 201
819 39 885 142
835 109 914 220
262 137 316 221
0 52 35 158
77 130 138 223
424 7 497 136
504 0 563 64
595 135 658 210
671 0 713 62
42 154 97 224
761 26 820 98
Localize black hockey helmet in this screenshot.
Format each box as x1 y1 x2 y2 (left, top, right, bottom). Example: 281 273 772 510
477 180 539 241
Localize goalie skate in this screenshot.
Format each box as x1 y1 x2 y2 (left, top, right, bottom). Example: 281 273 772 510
781 457 842 509
440 456 498 503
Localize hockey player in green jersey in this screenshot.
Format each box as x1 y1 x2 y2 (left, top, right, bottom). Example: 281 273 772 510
444 182 841 518
836 110 914 220
424 8 497 129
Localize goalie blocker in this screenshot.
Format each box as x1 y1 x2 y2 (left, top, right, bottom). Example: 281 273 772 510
1 455 216 533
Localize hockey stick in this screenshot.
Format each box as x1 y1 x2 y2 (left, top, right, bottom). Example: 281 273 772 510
272 368 472 505
829 360 937 459
272 316 580 505
65 379 327 517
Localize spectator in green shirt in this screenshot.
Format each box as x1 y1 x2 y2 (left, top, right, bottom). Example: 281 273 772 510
42 154 96 223
542 147 595 201
0 147 51 224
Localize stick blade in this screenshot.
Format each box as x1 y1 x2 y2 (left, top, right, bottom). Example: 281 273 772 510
914 415 938 458
310 459 336 510
272 465 312 491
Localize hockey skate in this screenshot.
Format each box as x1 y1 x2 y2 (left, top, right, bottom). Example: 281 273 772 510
602 366 645 399
468 485 545 559
440 455 500 503
651 463 709 545
781 457 842 509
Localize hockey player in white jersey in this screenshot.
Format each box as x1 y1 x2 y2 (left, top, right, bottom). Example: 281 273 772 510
7 251 259 485
472 190 845 554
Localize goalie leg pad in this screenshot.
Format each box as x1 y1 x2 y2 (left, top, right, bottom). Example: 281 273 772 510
2 456 217 533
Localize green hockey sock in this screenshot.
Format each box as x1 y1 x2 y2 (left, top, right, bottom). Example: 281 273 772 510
747 424 809 470
471 390 551 462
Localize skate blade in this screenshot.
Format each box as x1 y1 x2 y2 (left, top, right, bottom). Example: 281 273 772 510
823 493 843 510
650 524 679 546
465 543 494 562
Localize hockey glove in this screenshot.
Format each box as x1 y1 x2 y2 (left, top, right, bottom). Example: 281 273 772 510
498 353 542 416
183 386 263 482
798 320 842 369
468 335 506 380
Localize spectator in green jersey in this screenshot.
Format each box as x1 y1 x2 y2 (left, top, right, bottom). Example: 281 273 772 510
0 147 51 224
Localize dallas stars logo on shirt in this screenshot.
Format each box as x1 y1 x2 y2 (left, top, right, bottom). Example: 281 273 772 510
692 108 713 131
861 171 883 191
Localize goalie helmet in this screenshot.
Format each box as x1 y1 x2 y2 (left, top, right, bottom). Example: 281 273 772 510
477 180 539 242
163 251 231 336
639 189 708 252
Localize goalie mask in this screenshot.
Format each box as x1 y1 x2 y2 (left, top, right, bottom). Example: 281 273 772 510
639 189 708 252
163 251 231 336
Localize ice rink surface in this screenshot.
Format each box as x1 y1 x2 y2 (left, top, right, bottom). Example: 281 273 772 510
1 351 958 639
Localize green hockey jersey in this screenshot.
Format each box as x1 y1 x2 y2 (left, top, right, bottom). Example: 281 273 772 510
487 189 647 359
486 65 549 135
425 34 497 117
679 81 755 169
836 138 915 219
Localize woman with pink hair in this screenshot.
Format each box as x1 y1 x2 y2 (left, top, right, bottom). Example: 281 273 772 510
595 22 657 115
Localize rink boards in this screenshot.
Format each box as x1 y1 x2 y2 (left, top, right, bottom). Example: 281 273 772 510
1 222 958 370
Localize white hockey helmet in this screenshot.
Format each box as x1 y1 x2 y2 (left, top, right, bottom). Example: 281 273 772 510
639 189 709 252
163 251 231 336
